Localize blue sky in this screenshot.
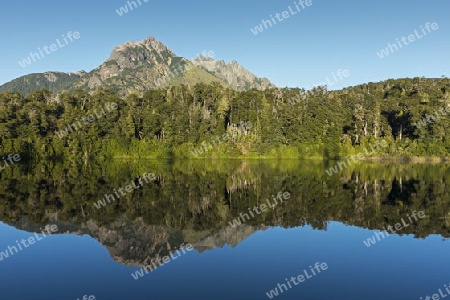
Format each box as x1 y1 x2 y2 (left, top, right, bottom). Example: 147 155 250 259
1 0 448 90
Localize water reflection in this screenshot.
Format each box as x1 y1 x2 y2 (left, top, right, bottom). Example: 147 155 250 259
1 159 450 268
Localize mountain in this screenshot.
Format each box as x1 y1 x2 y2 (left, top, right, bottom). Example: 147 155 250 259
11 216 265 267
192 54 274 91
70 37 228 95
0 71 85 96
0 37 275 96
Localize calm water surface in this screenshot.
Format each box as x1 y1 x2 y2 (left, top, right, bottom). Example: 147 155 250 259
1 160 449 299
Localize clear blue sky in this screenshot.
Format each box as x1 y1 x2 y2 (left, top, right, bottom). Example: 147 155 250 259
1 0 448 90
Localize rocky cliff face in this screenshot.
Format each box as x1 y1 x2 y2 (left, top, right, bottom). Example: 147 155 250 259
192 54 275 91
73 37 180 94
12 216 264 267
0 36 275 96
82 217 265 266
71 37 229 95
83 218 177 267
189 224 268 253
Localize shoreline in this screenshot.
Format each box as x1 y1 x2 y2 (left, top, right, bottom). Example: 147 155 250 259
111 155 450 163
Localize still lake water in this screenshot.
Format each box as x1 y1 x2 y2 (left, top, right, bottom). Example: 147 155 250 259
1 159 450 300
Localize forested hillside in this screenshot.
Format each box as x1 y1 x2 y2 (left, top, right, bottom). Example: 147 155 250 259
0 72 85 96
1 77 450 160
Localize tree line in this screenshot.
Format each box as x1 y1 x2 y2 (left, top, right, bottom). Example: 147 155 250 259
1 77 450 160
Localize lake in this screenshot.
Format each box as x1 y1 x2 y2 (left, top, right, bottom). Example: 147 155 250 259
1 159 449 300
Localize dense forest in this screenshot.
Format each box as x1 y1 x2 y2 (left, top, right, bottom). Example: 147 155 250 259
1 77 450 160
1 159 449 241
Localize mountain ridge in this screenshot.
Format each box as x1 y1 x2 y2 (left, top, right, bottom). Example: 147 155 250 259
1 36 275 96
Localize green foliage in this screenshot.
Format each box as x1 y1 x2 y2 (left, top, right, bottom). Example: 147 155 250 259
1 159 450 241
0 72 83 96
2 78 450 160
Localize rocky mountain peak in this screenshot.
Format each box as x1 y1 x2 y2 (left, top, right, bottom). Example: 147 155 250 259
108 36 176 65
194 54 214 62
192 57 274 91
124 36 171 52
0 36 275 96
